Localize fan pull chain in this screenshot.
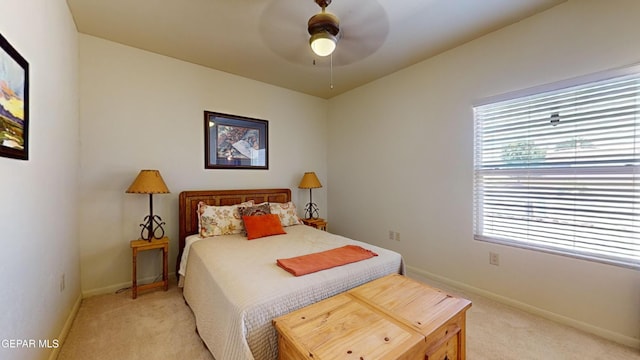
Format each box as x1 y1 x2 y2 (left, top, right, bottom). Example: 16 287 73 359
330 53 334 89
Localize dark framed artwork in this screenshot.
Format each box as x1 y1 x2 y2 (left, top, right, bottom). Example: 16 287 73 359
0 33 29 160
204 111 268 169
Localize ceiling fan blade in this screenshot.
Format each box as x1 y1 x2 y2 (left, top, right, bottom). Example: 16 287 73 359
259 0 317 64
330 0 389 66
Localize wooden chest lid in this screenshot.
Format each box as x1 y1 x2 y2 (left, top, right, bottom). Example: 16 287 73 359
273 293 426 360
349 274 472 335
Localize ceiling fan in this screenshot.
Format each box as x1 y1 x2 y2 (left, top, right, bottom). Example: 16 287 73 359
259 0 389 66
307 0 340 57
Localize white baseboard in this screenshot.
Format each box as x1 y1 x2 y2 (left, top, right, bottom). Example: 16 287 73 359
48 293 82 360
81 279 134 298
406 265 640 350
82 272 176 298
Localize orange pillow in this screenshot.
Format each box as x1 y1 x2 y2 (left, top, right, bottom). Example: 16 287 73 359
242 214 287 240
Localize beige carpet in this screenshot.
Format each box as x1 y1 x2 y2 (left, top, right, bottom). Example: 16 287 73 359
57 281 213 360
57 277 639 360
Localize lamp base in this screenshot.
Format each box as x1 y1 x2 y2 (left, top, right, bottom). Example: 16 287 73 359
303 202 320 220
139 214 166 241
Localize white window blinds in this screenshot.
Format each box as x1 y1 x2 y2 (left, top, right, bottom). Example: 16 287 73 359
473 72 640 269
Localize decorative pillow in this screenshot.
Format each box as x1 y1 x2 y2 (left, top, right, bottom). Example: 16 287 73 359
269 201 302 227
242 214 287 240
238 203 271 218
198 200 254 238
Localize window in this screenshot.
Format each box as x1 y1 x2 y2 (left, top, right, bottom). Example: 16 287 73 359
473 69 640 269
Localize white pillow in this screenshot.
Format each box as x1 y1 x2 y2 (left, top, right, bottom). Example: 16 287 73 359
198 200 254 237
269 202 301 227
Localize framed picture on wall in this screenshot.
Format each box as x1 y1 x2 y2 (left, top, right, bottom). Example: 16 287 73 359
0 33 29 160
204 111 269 169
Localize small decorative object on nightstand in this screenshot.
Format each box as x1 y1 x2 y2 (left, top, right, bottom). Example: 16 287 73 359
298 171 322 219
126 169 170 241
130 237 169 299
301 217 327 231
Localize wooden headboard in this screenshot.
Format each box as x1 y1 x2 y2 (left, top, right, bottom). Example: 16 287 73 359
176 188 291 275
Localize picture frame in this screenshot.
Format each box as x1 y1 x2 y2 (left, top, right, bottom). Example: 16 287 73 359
0 33 29 160
204 111 269 169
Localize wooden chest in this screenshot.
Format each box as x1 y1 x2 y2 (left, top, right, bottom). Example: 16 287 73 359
350 274 472 360
273 274 472 360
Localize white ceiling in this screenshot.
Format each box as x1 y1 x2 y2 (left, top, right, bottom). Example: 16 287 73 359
66 0 565 99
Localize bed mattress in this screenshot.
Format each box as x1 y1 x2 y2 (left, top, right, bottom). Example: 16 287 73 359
181 224 404 360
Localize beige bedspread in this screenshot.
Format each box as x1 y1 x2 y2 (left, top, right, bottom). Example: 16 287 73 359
182 224 404 360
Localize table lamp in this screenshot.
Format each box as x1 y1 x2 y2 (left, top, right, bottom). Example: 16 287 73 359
126 169 170 241
298 172 322 219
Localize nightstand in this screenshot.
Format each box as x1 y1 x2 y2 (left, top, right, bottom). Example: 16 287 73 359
301 218 327 231
130 237 169 299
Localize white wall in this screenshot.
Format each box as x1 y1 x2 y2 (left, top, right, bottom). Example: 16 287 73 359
78 35 328 294
0 0 80 359
328 0 640 348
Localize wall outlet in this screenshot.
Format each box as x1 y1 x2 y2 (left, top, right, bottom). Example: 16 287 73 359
394 232 400 241
389 230 394 240
60 273 65 292
489 252 500 266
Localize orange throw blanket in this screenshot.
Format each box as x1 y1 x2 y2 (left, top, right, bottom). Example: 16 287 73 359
277 245 378 276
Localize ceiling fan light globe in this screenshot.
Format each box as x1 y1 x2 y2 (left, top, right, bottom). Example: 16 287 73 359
310 32 336 57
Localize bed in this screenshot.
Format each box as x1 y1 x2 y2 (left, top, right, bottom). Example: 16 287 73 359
177 188 404 360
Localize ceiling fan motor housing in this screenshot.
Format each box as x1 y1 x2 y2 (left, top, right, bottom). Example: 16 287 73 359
307 11 340 37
